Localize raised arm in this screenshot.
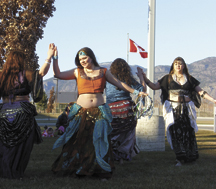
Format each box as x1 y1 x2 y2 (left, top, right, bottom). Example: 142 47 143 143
38 43 55 78
141 71 161 90
195 86 216 105
105 69 147 96
52 46 77 80
136 67 146 92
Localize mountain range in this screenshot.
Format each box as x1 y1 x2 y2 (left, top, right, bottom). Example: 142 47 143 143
43 57 216 99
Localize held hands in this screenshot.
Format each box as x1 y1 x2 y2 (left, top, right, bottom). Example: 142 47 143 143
54 46 58 56
141 71 147 79
136 67 148 82
40 43 55 77
140 70 150 85
136 67 144 78
47 43 55 60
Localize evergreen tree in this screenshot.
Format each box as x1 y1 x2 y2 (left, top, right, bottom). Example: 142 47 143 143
36 91 48 112
47 86 55 113
0 0 56 70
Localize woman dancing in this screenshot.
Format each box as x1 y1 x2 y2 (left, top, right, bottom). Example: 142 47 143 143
142 57 216 166
51 47 147 179
106 58 146 164
0 44 54 179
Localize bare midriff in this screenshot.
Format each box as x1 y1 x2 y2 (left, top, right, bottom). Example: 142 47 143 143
76 93 104 108
168 94 191 103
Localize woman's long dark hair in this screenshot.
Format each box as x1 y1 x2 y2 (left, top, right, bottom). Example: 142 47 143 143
110 58 133 87
0 51 25 97
75 47 100 68
168 57 191 83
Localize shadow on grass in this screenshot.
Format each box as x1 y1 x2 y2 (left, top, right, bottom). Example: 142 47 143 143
0 131 216 189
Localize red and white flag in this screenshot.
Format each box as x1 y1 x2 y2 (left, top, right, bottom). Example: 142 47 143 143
129 39 148 58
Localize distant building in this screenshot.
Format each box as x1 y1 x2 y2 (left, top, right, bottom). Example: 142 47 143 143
55 91 107 112
56 92 77 112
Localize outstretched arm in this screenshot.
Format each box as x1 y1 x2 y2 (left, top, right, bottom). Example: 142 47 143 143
105 70 147 96
38 43 55 78
52 46 77 80
195 86 216 105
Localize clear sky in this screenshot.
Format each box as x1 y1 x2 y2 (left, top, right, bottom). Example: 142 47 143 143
36 0 216 80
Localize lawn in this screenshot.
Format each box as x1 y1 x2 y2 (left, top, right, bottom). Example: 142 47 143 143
0 130 215 189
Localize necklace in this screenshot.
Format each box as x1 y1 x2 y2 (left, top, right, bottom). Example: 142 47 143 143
175 74 183 81
84 68 94 73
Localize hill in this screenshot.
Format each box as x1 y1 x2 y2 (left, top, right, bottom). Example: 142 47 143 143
43 57 216 99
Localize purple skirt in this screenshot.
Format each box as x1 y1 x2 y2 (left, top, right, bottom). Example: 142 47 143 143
0 101 42 179
109 100 140 161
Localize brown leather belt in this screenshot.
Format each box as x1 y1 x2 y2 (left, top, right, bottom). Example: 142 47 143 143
3 95 29 103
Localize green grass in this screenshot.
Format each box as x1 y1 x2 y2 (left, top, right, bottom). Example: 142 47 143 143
36 113 215 127
0 130 215 189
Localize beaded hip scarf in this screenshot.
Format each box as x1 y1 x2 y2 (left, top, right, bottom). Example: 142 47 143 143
108 100 134 118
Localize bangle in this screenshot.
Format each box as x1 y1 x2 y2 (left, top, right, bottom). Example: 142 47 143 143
201 91 207 98
52 55 58 60
133 89 139 96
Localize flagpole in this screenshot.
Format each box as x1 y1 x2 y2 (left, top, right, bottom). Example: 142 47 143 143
147 0 156 102
127 33 129 63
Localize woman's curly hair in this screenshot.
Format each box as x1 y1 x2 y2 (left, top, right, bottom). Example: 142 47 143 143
109 58 133 87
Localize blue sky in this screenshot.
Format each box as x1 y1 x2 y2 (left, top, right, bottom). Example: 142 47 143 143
36 0 216 80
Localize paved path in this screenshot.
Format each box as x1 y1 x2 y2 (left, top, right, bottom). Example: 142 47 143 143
197 124 214 131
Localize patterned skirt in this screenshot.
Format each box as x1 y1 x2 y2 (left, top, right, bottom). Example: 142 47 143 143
169 102 199 162
0 101 42 179
109 100 140 161
52 103 115 178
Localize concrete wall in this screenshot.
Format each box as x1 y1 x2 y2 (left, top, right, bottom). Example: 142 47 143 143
136 115 165 151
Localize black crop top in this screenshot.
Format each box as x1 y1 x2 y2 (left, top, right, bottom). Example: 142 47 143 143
158 74 200 104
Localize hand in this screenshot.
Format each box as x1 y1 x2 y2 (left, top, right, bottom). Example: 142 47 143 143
54 46 58 56
142 71 147 78
136 67 144 78
47 43 55 60
139 91 148 97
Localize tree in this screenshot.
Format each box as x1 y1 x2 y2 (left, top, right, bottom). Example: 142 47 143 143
47 86 55 113
0 0 56 70
36 91 48 112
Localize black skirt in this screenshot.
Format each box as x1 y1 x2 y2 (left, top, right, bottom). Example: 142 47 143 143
0 101 42 179
169 103 199 162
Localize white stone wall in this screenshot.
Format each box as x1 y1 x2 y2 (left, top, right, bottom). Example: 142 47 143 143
136 115 165 151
